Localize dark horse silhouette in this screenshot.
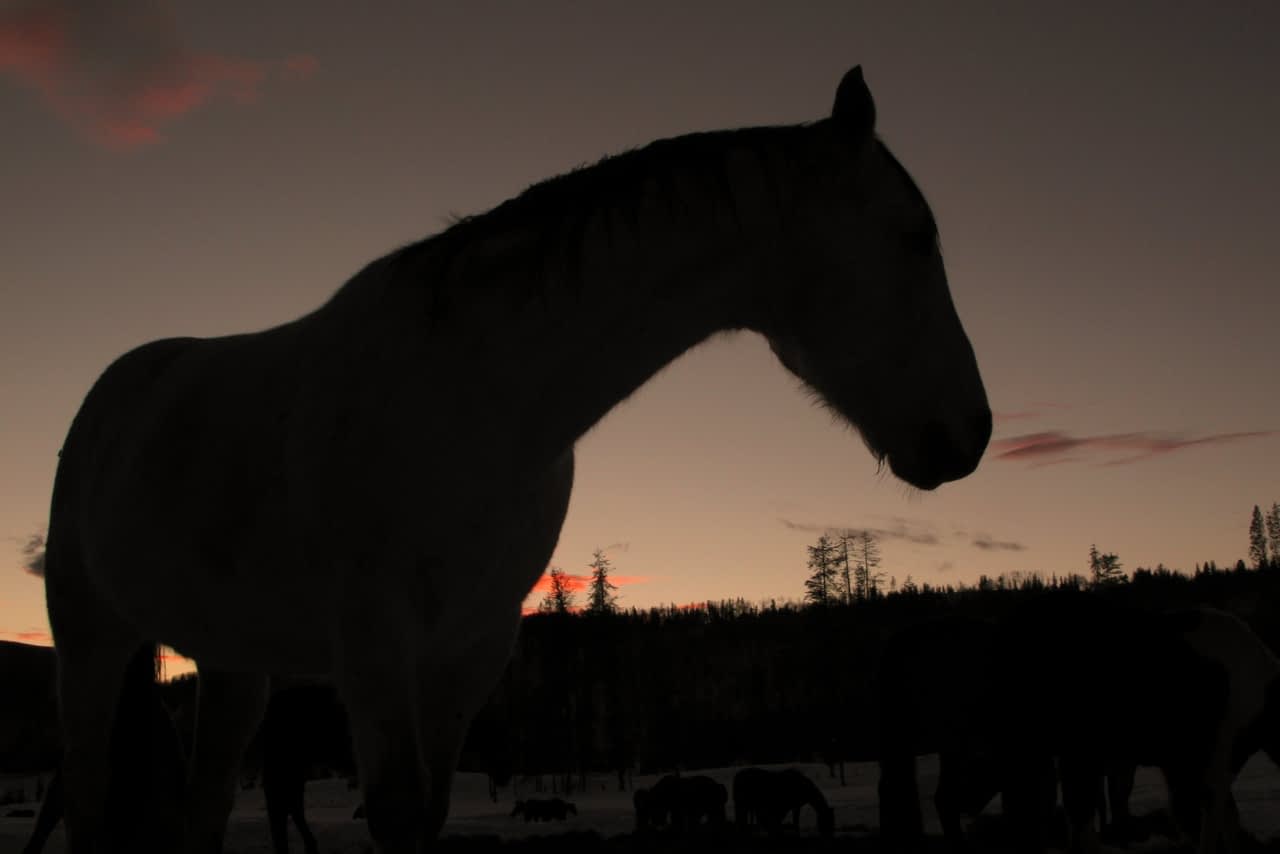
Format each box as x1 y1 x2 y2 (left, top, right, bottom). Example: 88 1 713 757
249 681 357 854
875 614 1021 853
3 641 185 854
732 767 834 836
876 594 1280 854
633 774 727 832
510 797 577 822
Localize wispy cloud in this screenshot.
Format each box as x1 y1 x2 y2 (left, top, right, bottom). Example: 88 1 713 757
13 531 46 577
991 430 1277 467
1 630 51 645
526 571 648 596
780 517 940 545
0 0 317 148
972 535 1027 552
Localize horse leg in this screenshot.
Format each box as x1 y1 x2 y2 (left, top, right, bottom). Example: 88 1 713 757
934 752 991 854
1104 760 1137 843
1058 755 1102 854
21 769 64 854
50 632 140 854
291 796 321 854
183 669 269 854
410 622 523 846
878 754 925 853
335 636 423 854
263 765 298 854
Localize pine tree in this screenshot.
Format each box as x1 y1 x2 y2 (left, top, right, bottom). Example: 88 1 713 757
835 534 855 605
804 534 839 606
1266 503 1280 569
851 531 884 599
1089 544 1124 587
539 567 576 614
586 548 619 614
1249 505 1268 570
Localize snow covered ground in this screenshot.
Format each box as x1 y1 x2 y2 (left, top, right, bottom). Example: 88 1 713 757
1 756 1276 853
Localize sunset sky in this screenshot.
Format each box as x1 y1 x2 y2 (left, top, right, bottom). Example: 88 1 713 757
2 2 1278 657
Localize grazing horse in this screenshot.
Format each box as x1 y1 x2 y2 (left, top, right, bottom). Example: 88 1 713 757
43 64 989 854
1093 606 1280 854
0 642 186 854
874 615 1030 853
633 774 727 832
255 681 357 854
732 767 834 836
509 797 577 822
878 597 1280 854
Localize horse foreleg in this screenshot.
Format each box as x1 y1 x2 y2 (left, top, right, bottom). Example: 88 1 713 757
411 625 522 845
183 669 268 854
51 635 138 854
1058 755 1103 854
20 769 64 854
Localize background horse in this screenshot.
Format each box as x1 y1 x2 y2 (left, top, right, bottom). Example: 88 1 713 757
879 595 1277 854
252 681 357 854
732 767 834 836
632 774 726 833
509 797 576 823
44 64 989 853
874 615 1025 853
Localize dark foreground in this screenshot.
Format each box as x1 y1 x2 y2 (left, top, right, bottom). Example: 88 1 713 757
0 758 1276 853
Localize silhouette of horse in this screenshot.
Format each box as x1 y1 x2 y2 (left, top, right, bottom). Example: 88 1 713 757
875 615 1017 853
252 681 357 854
0 642 185 854
633 774 727 832
43 64 989 853
1083 606 1280 854
510 797 576 822
877 597 1280 854
732 767 834 836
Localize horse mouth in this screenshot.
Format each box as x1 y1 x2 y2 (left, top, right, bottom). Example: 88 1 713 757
887 411 991 490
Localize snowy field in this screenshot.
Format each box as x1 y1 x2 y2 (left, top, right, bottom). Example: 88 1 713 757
1 756 1276 853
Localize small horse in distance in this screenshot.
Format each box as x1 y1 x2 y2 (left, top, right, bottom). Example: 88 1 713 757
509 797 577 823
632 774 727 833
44 64 989 853
732 767 834 837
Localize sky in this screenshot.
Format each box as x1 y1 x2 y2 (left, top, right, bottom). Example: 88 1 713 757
2 1 1278 661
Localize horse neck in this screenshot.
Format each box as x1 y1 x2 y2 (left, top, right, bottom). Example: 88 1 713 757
431 149 791 466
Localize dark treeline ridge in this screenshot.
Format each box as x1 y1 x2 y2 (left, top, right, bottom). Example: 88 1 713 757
466 565 1280 786
158 564 1280 791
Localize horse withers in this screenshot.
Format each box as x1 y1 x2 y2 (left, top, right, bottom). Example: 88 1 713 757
44 64 989 853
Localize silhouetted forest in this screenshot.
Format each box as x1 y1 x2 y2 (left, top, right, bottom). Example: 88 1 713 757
156 561 1280 795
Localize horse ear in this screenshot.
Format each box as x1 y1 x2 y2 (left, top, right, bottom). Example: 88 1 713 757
831 65 875 139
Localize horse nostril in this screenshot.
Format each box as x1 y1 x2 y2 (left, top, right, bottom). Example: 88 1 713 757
918 416 985 484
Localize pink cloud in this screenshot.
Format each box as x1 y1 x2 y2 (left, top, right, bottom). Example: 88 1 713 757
992 429 1277 466
1 630 52 645
0 0 317 149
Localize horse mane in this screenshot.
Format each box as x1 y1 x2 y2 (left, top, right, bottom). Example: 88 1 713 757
333 123 835 320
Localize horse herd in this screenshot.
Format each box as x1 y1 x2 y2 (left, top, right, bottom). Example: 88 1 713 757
3 592 1277 853
631 767 834 837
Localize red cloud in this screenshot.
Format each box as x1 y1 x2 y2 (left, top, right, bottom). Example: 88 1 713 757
0 0 317 149
1 630 52 645
992 430 1277 466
